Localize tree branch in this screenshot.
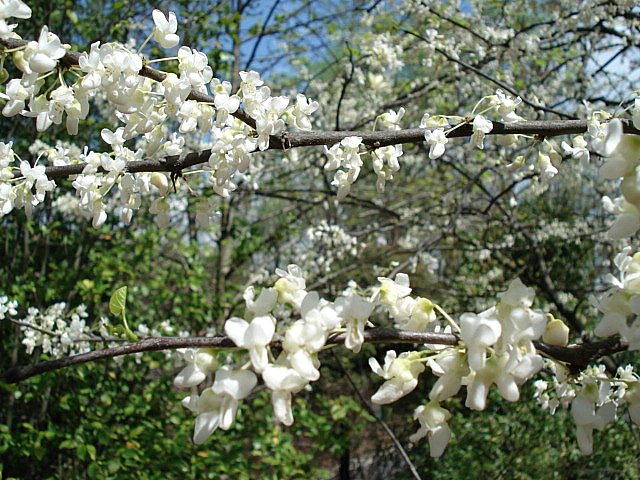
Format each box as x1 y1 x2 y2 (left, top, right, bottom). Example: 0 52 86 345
40 119 640 180
2 327 627 383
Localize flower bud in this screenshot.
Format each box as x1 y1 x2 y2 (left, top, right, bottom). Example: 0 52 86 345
542 315 569 346
150 172 170 196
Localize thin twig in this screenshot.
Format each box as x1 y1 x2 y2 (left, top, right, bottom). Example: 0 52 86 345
330 350 423 480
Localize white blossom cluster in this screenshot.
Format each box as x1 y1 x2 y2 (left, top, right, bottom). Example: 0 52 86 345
592 246 640 349
172 267 559 457
593 117 640 239
370 275 555 457
293 220 362 275
534 363 640 455
0 298 93 357
0 2 318 227
4 294 185 361
173 264 376 443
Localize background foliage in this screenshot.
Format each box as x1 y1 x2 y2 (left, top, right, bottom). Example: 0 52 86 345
2 0 639 478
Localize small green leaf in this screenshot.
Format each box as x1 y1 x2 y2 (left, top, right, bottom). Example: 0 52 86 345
109 286 128 315
76 444 87 461
59 439 76 449
87 444 97 461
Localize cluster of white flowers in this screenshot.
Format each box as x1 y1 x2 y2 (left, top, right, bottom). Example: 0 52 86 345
291 220 362 276
324 136 364 200
0 4 318 228
368 276 554 457
0 295 18 319
173 264 379 443
4 293 185 362
1 299 94 357
592 246 640 349
593 118 640 239
535 363 640 455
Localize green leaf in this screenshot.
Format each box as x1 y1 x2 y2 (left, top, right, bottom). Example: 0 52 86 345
109 286 128 315
59 439 76 449
76 444 87 461
87 444 97 461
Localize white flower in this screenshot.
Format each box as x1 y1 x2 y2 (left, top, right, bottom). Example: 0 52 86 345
173 348 217 388
471 114 493 149
289 93 319 130
178 46 213 88
254 96 289 150
459 309 501 371
2 78 29 117
211 79 240 126
0 0 30 39
239 70 265 99
497 277 535 308
378 107 405 130
334 293 374 353
324 136 363 171
428 349 469 401
370 350 425 404
262 364 308 426
537 151 558 180
424 128 448 159
78 42 104 89
225 314 276 373
372 144 402 193
0 183 16 215
152 9 180 48
274 264 307 309
465 353 511 410
0 0 31 19
189 366 257 444
409 401 452 458
282 292 339 381
491 89 522 122
420 112 449 129
282 319 323 381
571 393 616 455
25 26 66 73
377 273 412 306
243 286 278 319
561 135 589 164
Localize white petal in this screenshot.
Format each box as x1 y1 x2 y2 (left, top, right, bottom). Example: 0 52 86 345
246 315 276 346
224 317 249 347
575 425 593 455
272 390 294 426
290 350 319 381
428 425 451 458
251 288 278 315
173 364 206 388
212 367 257 399
607 213 640 239
193 411 220 444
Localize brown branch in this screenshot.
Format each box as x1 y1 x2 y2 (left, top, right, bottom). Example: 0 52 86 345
41 119 640 180
1 326 628 383
534 335 627 369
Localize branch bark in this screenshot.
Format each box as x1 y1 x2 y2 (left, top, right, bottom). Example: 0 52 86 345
2 327 627 383
40 120 640 180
